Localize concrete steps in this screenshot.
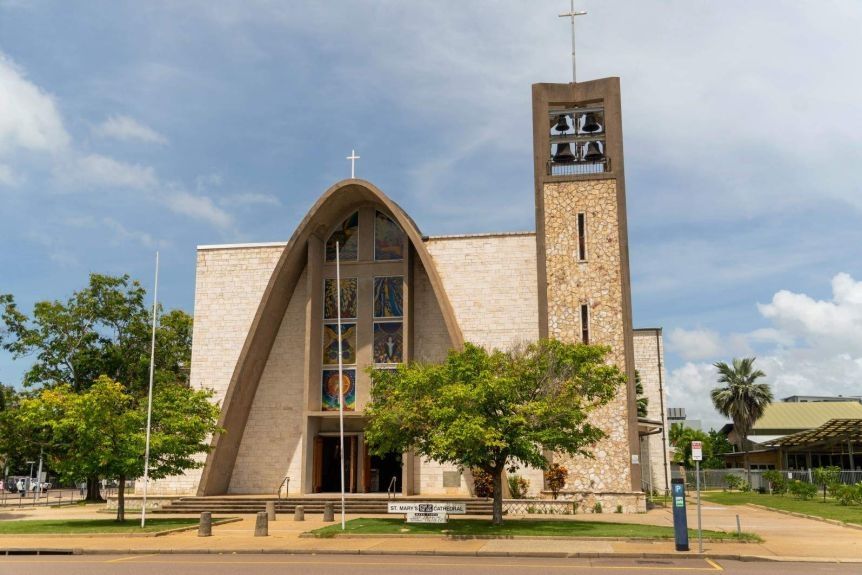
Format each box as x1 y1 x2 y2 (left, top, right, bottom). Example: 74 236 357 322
153 496 495 515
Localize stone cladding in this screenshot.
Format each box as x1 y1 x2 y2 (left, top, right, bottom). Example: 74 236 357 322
634 328 672 495
228 269 307 494
424 233 539 351
542 179 643 512
149 245 285 495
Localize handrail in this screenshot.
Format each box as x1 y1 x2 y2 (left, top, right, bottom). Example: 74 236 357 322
386 476 398 500
277 475 290 500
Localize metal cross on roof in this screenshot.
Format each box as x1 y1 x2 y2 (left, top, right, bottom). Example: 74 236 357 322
559 0 587 83
347 149 360 179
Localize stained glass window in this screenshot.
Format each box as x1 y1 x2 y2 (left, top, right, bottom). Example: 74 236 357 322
323 278 357 319
374 211 405 261
373 322 403 364
321 369 356 411
322 323 357 365
325 212 359 262
373 277 403 318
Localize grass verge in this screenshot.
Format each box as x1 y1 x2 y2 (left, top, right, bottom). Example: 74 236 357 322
700 491 862 526
0 518 201 534
309 517 760 541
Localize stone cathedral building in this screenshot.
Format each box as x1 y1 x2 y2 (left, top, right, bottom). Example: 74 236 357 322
154 78 671 512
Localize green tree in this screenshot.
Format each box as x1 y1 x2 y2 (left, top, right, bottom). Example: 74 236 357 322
669 424 734 469
703 429 733 469
364 340 624 525
635 370 649 418
812 466 841 502
0 274 194 500
16 376 220 521
0 274 192 395
710 357 773 483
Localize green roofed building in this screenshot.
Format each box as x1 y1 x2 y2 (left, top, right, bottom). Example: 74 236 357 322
723 400 862 470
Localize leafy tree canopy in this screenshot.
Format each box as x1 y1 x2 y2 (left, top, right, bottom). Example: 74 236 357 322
0 274 192 395
364 340 625 524
669 423 734 469
3 376 220 520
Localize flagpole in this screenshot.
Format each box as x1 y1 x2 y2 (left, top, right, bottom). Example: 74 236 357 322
336 242 346 530
141 251 159 528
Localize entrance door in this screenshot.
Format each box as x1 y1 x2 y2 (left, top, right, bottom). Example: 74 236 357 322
316 436 358 493
369 452 402 493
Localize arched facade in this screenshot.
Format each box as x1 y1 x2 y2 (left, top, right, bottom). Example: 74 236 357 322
196 180 464 496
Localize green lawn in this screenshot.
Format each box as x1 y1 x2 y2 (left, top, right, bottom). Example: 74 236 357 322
309 517 759 541
700 491 862 526
0 518 200 534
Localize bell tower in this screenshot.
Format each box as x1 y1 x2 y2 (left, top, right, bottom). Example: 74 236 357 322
532 79 643 502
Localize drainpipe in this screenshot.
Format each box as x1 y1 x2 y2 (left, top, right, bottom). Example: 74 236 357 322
656 330 670 494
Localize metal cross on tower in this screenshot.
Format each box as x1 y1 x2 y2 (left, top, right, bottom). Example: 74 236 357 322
347 149 360 179
559 0 587 83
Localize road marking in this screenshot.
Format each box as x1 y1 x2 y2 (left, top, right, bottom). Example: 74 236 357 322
104 554 156 563
0 557 725 571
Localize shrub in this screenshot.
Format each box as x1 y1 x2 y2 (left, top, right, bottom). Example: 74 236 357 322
593 502 603 514
544 463 568 500
615 504 623 514
833 484 862 506
725 474 744 491
507 474 530 499
762 470 787 495
472 468 494 498
813 466 842 502
788 480 817 500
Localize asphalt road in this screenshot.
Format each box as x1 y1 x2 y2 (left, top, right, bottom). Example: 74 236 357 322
0 555 858 574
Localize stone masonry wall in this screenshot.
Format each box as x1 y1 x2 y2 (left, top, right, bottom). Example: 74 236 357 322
424 233 539 352
542 179 638 505
228 269 307 494
149 244 285 495
634 329 672 495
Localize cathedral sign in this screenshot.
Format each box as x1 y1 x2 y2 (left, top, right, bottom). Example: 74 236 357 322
388 502 466 523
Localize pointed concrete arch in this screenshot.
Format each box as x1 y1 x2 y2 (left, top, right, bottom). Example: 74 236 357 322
197 179 463 495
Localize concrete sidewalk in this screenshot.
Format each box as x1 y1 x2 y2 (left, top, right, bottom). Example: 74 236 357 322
0 501 860 563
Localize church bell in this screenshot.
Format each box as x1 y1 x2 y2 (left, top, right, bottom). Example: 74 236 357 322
583 141 604 162
553 114 570 133
581 112 602 133
552 142 577 164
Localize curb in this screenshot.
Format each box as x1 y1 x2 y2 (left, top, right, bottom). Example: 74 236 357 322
744 504 862 531
1 547 861 563
302 533 758 543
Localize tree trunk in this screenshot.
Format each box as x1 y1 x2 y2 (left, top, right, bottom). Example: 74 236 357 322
86 475 103 503
743 450 750 488
491 468 504 526
115 475 126 522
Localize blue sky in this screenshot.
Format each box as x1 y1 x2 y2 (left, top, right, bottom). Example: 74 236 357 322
1 1 861 429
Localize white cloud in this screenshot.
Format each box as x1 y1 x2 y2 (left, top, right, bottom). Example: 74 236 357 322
667 328 723 361
218 192 281 208
0 52 69 155
164 187 233 230
668 273 862 430
0 163 17 186
65 153 158 190
758 273 862 355
93 115 167 145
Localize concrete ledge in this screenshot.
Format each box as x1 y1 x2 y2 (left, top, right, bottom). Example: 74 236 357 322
302 533 757 543
2 547 861 563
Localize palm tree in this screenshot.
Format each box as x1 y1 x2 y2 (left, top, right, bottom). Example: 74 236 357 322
710 357 773 483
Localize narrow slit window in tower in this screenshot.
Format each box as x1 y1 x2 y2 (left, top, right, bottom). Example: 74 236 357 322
580 304 590 344
577 212 587 261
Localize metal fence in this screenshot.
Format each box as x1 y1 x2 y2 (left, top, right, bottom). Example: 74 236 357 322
669 468 862 491
0 488 87 508
503 499 575 515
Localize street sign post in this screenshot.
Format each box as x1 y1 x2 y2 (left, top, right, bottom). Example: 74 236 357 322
691 440 703 553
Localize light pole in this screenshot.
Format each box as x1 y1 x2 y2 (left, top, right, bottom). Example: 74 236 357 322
26 461 35 493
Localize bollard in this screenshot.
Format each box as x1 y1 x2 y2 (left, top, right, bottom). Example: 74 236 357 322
266 501 276 522
323 501 334 522
254 511 268 536
294 504 305 521
736 514 741 537
198 511 212 537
